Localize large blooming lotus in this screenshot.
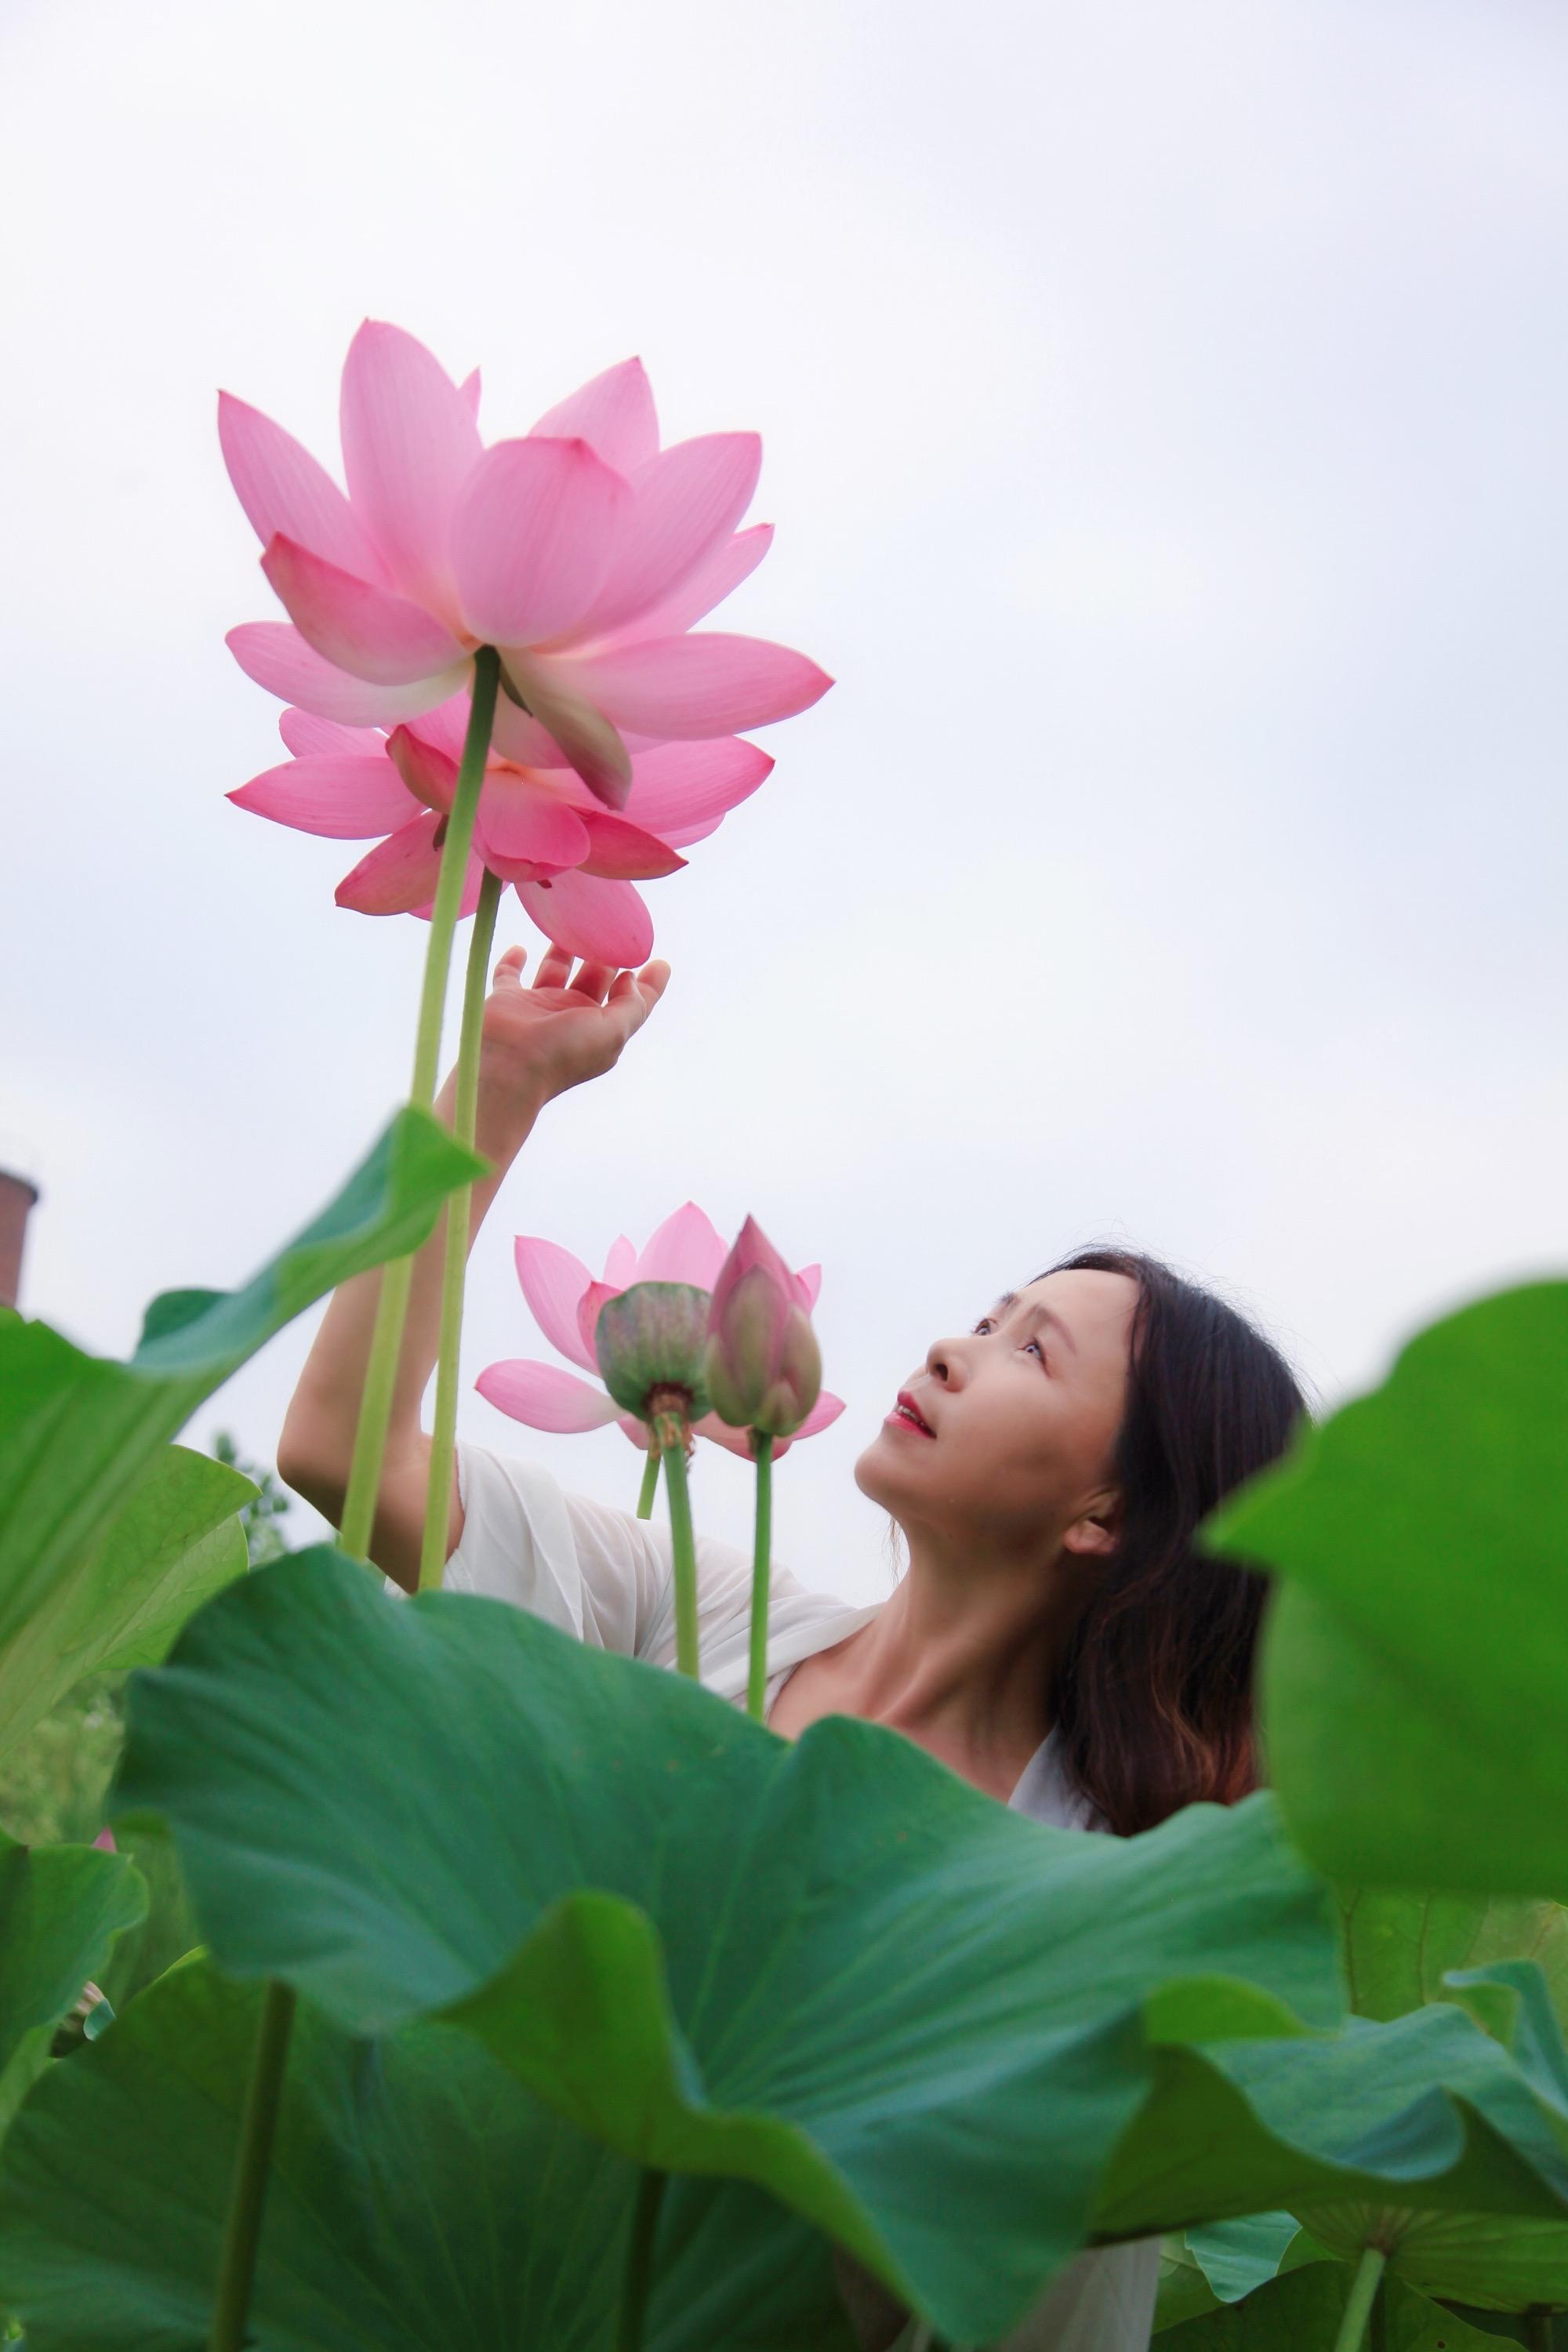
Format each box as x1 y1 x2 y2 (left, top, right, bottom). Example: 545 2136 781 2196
228 702 772 965
477 1203 844 1460
221 323 831 812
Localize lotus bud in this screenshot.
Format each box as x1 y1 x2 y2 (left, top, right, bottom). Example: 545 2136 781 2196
594 1280 712 1446
704 1217 823 1441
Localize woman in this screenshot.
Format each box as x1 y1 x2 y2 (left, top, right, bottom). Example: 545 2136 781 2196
279 943 1307 2352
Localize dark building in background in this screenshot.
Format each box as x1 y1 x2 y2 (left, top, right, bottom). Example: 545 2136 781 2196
0 1169 38 1310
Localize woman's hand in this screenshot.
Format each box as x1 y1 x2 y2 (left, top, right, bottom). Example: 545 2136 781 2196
478 943 670 1115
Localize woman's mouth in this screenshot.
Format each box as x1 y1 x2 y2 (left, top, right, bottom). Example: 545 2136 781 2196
886 1392 935 1439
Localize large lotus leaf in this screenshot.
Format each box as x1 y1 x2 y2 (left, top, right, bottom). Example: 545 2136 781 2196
108 1548 1345 2347
0 1446 250 1760
1159 2262 1501 2350
1206 1282 1568 1901
1341 1889 1568 2029
0 1827 145 2136
0 1951 855 2351
1094 1990 1568 2245
0 1106 483 1648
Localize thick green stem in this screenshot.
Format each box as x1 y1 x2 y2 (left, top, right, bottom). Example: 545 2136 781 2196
636 1448 660 1519
418 866 503 1591
747 1432 775 1719
1331 2246 1386 2352
616 2166 666 2352
337 646 500 1564
207 1977 296 2352
659 1436 700 1678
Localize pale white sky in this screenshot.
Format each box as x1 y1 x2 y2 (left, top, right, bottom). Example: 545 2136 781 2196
3 0 1564 1599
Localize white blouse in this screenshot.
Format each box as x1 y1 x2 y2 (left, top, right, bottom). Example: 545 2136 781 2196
413 1441 1158 2352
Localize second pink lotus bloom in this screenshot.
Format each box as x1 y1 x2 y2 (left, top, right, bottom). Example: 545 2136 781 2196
705 1216 824 1440
477 1203 844 1460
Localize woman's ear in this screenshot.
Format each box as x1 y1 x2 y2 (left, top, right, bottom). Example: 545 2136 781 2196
1062 1489 1121 1563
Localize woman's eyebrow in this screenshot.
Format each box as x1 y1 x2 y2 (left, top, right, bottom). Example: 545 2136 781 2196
988 1291 1080 1355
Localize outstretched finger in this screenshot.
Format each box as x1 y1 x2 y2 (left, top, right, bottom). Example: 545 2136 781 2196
492 945 528 990
568 960 617 1004
532 943 574 991
607 959 671 1028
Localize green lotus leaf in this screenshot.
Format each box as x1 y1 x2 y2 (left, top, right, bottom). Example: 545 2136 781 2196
107 1547 1345 2346
0 1107 484 1650
1341 1889 1568 2030
1206 1280 1568 1901
1183 2211 1302 2302
1155 2238 1224 2331
0 1827 146 2140
1158 2261 1501 2350
0 1952 855 2351
0 1446 249 1761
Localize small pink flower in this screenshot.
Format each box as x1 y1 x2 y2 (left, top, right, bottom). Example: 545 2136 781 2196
705 1216 823 1439
477 1203 844 1459
229 704 771 964
221 325 831 813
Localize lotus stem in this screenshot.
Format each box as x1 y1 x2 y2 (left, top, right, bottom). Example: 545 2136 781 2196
746 1432 775 1719
1330 2245 1386 2352
636 1447 660 1519
207 1976 297 2352
418 865 503 1591
338 646 500 1563
658 1432 700 1679
616 2165 666 2352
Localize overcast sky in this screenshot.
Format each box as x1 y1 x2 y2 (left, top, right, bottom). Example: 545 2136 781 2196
3 0 1564 1601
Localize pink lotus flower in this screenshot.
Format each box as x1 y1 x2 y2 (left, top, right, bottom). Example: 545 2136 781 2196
477 1203 844 1460
705 1216 823 1439
221 324 831 812
229 702 772 965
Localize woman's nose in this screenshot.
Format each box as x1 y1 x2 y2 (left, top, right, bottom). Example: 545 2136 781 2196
925 1338 962 1385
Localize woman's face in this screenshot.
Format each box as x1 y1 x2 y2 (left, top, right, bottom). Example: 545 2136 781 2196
855 1269 1138 1562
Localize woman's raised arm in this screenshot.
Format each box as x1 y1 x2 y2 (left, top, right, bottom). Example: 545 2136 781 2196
277 944 670 1590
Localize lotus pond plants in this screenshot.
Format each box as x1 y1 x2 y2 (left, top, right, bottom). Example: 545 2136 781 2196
0 320 1565 2352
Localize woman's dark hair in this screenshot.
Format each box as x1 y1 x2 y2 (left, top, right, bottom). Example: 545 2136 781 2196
1041 1247 1307 1837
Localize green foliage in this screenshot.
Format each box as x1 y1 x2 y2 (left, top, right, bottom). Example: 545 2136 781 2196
0 1828 145 2140
108 1546 1346 2344
1207 1281 1568 1902
0 1953 857 2352
0 1105 483 1653
209 1429 293 1566
1159 2263 1503 2350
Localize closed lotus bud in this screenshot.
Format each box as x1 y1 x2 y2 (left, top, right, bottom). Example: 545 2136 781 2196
594 1281 712 1437
704 1217 823 1439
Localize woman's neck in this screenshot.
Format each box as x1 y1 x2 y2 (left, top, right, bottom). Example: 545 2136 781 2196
822 1531 1089 1802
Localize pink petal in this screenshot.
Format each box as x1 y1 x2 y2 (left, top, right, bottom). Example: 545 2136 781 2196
796 1264 822 1309
412 850 485 924
339 320 482 623
530 358 659 477
218 392 388 583
499 653 632 811
515 872 652 966
279 709 384 759
459 368 481 420
795 1391 844 1438
576 1278 620 1365
387 724 459 814
513 1236 597 1371
403 695 471 761
603 1236 637 1287
261 536 468 687
452 437 629 648
227 624 460 725
622 738 773 838
634 1203 728 1288
539 635 832 740
693 1391 843 1457
603 523 774 646
335 811 444 914
229 755 419 840
475 1359 620 1433
569 434 761 643
575 811 686 881
476 774 591 875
